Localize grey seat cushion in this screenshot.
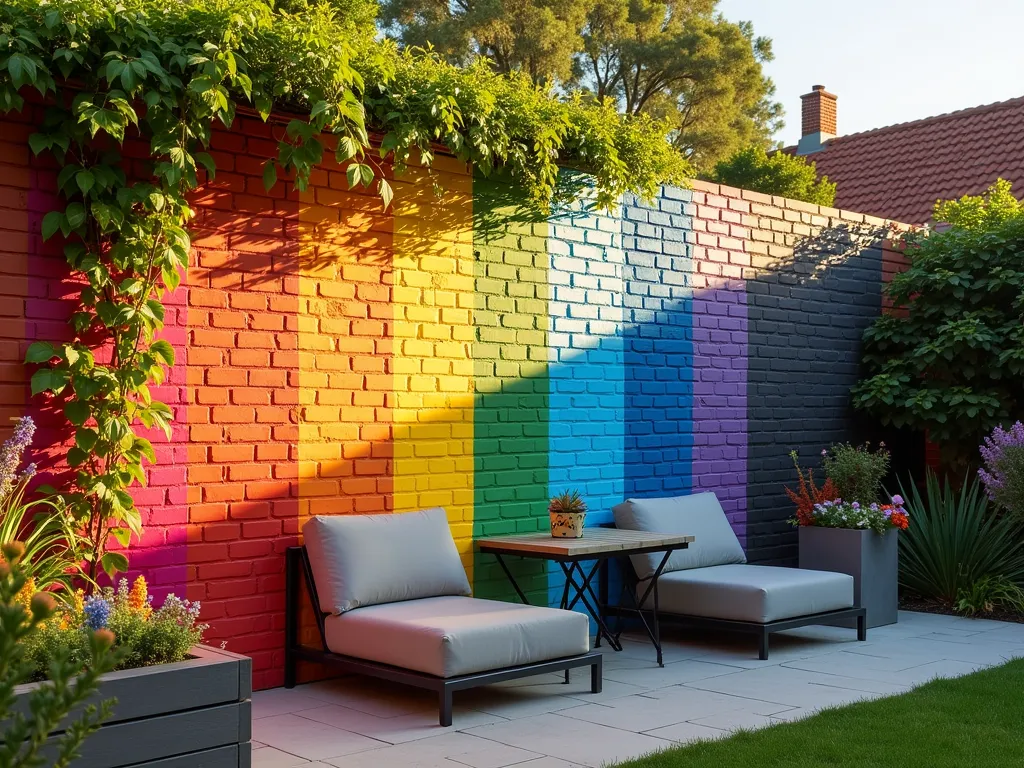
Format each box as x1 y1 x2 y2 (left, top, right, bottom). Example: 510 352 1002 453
303 508 471 615
645 564 854 624
613 493 746 580
324 596 590 678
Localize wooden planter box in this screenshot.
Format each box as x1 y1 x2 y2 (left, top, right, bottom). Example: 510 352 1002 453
799 527 899 629
5 645 251 767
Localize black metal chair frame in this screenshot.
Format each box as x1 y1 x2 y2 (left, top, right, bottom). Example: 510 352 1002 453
602 556 867 660
284 546 603 726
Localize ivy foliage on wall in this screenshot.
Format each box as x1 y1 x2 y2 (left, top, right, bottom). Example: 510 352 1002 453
0 0 689 582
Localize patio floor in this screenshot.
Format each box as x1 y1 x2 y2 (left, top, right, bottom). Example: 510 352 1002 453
251 611 1024 768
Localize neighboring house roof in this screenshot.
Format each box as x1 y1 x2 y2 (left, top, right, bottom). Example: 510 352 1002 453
786 95 1024 225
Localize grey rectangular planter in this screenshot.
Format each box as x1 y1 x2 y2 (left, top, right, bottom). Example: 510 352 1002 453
4 645 252 767
799 527 899 628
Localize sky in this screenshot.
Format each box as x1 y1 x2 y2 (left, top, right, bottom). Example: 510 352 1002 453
718 0 1024 144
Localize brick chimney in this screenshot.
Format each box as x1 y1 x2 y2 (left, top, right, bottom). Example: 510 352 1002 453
797 85 837 155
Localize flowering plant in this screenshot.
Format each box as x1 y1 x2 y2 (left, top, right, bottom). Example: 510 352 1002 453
978 421 1024 520
21 575 207 681
0 541 121 767
785 450 839 526
0 416 86 594
805 497 910 535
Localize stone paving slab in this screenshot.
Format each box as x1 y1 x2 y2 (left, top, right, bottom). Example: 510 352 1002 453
252 611 1024 768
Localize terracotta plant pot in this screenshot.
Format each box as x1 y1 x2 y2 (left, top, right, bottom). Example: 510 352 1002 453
549 511 586 538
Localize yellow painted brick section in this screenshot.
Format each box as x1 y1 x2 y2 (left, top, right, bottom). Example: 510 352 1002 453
391 156 476 577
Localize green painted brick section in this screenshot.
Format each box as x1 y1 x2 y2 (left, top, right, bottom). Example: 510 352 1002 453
472 172 551 601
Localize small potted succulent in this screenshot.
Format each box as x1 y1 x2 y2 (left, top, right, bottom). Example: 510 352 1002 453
548 490 587 538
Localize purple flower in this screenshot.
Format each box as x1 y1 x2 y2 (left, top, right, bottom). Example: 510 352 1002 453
891 494 904 506
979 422 1024 513
869 503 879 511
851 502 860 510
821 449 827 457
83 596 112 630
0 416 35 502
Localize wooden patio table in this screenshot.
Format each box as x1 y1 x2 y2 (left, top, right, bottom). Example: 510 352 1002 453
477 529 694 666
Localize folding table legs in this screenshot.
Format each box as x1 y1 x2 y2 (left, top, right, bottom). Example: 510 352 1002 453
559 560 622 652
491 554 622 652
614 550 672 667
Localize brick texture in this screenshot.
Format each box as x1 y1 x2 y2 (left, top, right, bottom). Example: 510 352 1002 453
0 115 904 689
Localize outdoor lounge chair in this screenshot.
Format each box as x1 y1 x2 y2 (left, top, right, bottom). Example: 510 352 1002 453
610 493 866 659
284 507 602 726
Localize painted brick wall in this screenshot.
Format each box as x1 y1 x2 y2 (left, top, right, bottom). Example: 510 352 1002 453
0 116 904 689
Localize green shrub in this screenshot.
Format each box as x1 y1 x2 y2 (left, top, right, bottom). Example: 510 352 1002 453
853 181 1024 471
955 576 1024 617
898 471 1024 604
0 542 121 768
709 145 836 206
822 442 890 504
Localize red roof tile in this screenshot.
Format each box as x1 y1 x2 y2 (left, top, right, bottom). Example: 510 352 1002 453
789 95 1024 224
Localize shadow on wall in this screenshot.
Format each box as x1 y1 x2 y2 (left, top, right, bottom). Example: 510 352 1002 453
744 220 890 564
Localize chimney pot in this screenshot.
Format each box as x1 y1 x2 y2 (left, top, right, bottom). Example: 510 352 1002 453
797 85 837 155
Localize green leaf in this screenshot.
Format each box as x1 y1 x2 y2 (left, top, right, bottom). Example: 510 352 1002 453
75 428 98 452
30 368 67 396
41 211 63 240
28 133 50 156
195 151 216 178
378 178 394 210
100 551 129 580
346 163 360 189
24 341 55 363
134 438 156 464
359 163 374 186
337 135 358 162
149 339 175 365
65 202 87 230
262 161 277 191
64 400 90 426
67 446 88 467
111 528 132 547
76 170 95 196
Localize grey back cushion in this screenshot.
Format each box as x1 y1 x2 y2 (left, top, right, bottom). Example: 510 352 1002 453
612 493 747 580
303 508 472 614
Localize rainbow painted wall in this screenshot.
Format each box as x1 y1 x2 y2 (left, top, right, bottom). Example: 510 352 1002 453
0 113 904 688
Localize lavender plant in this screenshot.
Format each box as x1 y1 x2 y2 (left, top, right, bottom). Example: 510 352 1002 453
979 421 1024 520
0 416 35 504
0 418 85 594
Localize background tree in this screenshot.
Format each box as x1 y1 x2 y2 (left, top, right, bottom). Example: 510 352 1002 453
577 0 781 170
710 145 835 205
853 180 1024 471
379 0 781 170
378 0 589 84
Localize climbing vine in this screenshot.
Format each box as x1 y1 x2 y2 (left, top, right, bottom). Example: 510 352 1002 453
0 0 689 582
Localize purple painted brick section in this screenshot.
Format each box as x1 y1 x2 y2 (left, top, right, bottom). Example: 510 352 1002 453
691 285 748 546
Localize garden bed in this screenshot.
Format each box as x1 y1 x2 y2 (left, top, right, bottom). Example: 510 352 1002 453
6 645 252 768
899 595 1024 625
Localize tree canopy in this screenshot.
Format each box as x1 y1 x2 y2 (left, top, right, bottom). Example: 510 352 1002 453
379 0 781 171
710 146 836 206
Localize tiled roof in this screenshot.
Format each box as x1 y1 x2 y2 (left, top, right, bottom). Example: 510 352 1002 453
790 95 1024 225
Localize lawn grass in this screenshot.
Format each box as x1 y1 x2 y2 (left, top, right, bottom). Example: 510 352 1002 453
616 659 1024 768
